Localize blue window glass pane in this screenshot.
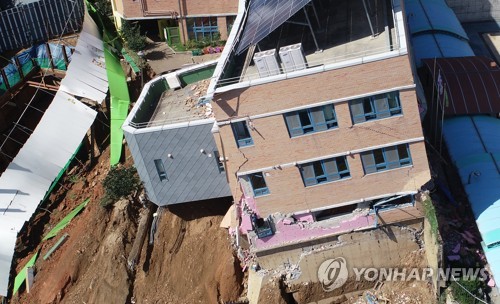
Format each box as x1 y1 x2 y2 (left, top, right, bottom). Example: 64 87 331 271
362 144 413 174
284 104 338 137
232 121 253 147
300 156 350 187
154 159 167 181
249 173 269 196
361 152 377 174
350 91 402 124
298 110 313 133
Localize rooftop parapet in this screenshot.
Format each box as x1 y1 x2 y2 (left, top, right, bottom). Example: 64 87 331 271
123 60 218 131
209 0 409 92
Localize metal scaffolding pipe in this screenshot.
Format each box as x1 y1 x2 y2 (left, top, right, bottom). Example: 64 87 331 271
303 7 320 51
362 0 375 37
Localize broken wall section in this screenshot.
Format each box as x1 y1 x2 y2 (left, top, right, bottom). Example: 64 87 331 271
248 220 436 303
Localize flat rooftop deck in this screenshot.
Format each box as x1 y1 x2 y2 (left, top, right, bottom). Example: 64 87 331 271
148 79 212 126
239 0 397 83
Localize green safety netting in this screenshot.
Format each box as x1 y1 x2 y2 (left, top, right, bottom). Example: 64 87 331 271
42 198 90 241
86 1 131 166
104 45 131 166
121 48 140 74
42 145 82 202
12 252 39 295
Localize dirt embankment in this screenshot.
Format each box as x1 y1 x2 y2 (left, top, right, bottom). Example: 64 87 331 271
10 148 243 304
132 200 244 303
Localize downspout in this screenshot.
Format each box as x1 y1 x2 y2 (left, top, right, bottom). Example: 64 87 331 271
177 0 186 44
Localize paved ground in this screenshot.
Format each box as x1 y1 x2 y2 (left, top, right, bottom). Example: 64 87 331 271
143 42 222 75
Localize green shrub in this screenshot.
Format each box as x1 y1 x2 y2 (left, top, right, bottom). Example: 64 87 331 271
120 21 146 52
101 166 140 207
450 279 483 304
91 0 112 17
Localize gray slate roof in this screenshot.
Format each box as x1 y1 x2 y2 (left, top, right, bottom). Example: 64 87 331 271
124 122 232 205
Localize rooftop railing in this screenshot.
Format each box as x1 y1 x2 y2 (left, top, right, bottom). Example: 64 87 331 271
216 42 402 88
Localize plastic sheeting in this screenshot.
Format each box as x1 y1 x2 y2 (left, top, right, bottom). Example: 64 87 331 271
42 198 90 241
12 252 38 296
0 91 97 297
443 115 500 291
59 10 108 103
0 43 73 97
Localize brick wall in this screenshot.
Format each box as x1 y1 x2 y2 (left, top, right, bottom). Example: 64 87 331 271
116 0 237 18
253 141 430 216
212 56 431 216
217 16 229 40
213 56 416 119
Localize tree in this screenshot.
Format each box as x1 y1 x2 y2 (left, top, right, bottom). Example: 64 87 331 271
120 20 146 52
92 0 112 17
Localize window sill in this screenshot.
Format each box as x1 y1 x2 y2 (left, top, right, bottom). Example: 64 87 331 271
351 113 403 126
363 164 413 177
238 144 255 149
304 177 352 189
253 193 271 198
290 127 339 139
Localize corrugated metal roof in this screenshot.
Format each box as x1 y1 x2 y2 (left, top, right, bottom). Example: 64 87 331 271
443 115 500 289
422 56 500 116
59 10 108 104
405 0 468 39
0 91 97 297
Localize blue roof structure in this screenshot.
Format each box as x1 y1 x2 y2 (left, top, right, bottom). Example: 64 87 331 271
443 115 500 287
405 0 468 39
404 0 474 66
411 34 473 66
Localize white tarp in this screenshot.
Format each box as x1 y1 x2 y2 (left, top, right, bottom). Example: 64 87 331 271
59 10 108 103
0 91 97 296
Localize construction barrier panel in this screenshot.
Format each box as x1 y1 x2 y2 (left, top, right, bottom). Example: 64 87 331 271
0 0 84 53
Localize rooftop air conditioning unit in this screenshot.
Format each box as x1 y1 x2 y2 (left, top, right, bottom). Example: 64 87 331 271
278 45 293 73
253 49 280 78
279 43 307 73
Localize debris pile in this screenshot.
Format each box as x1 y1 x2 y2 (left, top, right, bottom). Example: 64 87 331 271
184 79 214 119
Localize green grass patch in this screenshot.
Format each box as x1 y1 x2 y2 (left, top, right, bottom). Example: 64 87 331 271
423 198 439 238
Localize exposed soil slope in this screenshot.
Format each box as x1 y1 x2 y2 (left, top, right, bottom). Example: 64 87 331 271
10 148 243 304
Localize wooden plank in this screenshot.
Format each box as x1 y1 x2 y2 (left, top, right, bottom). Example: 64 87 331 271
25 267 35 293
